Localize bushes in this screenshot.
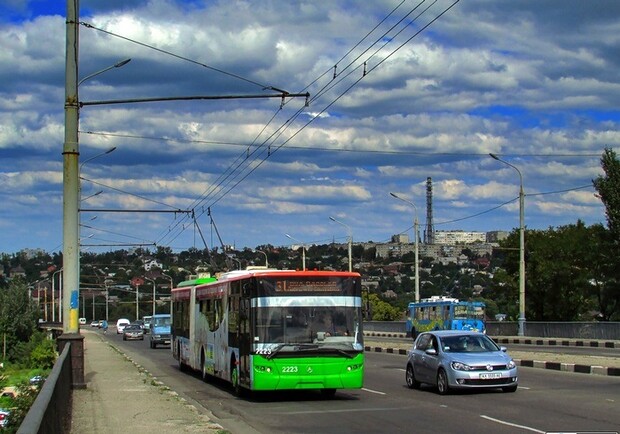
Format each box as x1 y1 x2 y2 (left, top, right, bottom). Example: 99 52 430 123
7 331 57 369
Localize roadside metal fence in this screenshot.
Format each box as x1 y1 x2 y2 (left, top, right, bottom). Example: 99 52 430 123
17 343 72 434
363 321 620 340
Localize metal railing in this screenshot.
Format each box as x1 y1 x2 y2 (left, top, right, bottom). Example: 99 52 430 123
363 321 620 340
17 343 72 434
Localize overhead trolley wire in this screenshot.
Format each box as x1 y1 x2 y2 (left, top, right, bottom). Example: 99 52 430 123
164 0 464 247
81 1 464 250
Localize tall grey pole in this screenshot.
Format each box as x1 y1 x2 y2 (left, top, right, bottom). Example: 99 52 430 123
136 284 140 321
146 277 156 316
390 192 419 302
285 234 307 270
518 181 525 336
414 216 420 303
329 217 352 272
489 154 526 336
63 0 80 334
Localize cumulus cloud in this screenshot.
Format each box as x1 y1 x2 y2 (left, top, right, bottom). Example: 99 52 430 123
0 0 613 253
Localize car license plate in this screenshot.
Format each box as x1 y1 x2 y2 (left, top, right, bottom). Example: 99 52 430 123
479 373 502 379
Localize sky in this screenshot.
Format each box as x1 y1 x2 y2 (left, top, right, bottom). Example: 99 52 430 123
1 0 618 255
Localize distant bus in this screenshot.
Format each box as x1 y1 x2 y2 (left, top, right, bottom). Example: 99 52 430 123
171 268 365 396
405 296 485 338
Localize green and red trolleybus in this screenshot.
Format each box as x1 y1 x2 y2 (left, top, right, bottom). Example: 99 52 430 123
171 268 365 396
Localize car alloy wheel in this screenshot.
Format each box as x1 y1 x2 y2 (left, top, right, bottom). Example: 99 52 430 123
406 364 420 389
437 369 450 395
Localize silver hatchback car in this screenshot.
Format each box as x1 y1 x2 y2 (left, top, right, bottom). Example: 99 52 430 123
405 330 518 394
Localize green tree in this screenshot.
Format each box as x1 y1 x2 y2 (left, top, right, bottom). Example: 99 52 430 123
592 147 620 319
593 147 620 240
0 278 38 362
496 222 601 321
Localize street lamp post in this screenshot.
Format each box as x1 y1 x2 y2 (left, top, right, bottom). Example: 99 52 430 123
329 217 352 272
390 192 420 303
285 234 306 270
78 59 131 87
145 277 156 317
254 249 269 268
162 273 174 314
135 284 140 322
52 268 63 322
490 153 526 336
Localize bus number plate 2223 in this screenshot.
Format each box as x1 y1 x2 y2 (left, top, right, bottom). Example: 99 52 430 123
281 366 299 373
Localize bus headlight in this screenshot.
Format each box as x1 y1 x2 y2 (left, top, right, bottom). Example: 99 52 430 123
346 364 362 372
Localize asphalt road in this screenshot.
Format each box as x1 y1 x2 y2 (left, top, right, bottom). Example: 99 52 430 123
103 330 620 434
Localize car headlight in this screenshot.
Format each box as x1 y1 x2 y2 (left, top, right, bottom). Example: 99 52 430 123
451 361 474 371
508 360 516 369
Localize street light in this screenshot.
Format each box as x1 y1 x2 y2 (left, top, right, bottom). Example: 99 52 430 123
253 249 268 268
62 4 130 388
285 234 305 270
390 192 420 303
145 277 156 317
80 146 117 172
135 283 140 322
162 272 174 314
285 234 306 270
63 50 129 336
329 216 352 272
490 153 526 336
78 58 131 86
52 268 63 322
80 190 103 203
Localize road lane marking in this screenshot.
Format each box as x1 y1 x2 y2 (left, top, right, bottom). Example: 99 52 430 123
274 406 411 415
480 415 545 433
362 387 386 395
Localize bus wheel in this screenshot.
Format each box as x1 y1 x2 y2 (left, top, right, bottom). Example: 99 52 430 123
231 364 241 396
201 350 209 382
178 343 187 372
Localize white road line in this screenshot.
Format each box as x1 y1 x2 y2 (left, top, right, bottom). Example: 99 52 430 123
362 387 386 395
480 415 545 433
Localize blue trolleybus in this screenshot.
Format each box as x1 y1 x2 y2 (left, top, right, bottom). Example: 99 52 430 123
405 296 486 338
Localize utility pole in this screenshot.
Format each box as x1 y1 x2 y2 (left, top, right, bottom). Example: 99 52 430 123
57 0 86 389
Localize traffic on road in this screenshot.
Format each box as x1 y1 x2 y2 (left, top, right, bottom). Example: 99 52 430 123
98 326 620 434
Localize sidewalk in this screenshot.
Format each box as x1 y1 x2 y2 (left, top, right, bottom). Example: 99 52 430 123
70 331 228 434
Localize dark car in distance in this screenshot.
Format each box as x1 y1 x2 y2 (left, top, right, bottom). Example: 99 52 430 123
122 324 145 341
405 330 518 395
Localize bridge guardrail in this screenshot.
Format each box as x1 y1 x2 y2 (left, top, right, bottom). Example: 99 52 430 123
363 321 620 340
17 343 72 434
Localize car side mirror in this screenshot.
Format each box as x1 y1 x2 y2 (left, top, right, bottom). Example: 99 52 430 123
500 346 507 352
425 348 437 356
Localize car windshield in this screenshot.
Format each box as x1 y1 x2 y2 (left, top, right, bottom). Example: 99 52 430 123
125 325 142 331
440 334 499 353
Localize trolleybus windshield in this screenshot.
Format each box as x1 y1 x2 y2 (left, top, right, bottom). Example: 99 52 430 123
253 276 363 355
